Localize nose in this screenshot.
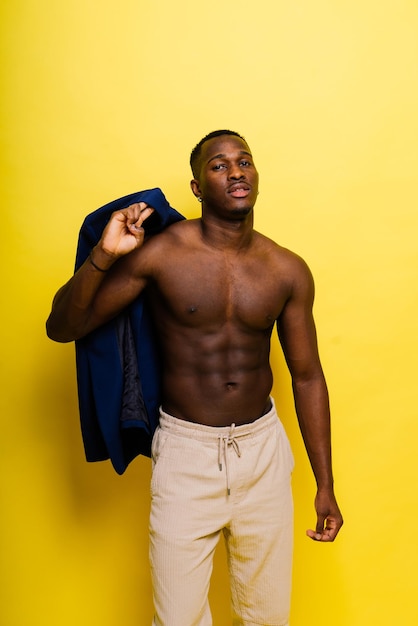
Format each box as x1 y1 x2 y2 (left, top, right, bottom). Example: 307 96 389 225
228 163 245 180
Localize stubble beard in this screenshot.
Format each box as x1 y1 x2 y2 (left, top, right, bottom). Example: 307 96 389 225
230 206 253 218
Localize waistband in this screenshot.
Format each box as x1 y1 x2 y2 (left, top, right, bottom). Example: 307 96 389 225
158 398 278 444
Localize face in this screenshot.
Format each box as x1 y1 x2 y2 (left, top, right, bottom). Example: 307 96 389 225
191 135 259 218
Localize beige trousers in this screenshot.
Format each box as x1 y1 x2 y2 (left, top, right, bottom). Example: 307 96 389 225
149 399 294 626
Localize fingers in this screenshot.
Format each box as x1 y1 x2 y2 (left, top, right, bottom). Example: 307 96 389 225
123 202 155 235
306 490 343 543
306 493 343 543
306 528 323 541
306 516 327 542
306 525 337 542
306 513 343 542
101 202 156 257
306 513 326 542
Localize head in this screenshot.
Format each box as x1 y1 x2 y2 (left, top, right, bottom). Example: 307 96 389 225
190 130 259 219
190 130 246 179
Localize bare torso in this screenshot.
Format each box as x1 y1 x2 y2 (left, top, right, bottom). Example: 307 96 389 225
140 219 294 426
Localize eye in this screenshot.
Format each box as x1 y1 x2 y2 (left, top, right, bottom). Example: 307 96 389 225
240 160 252 167
212 163 227 171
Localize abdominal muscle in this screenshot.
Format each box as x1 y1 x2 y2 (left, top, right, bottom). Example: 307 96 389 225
157 323 274 427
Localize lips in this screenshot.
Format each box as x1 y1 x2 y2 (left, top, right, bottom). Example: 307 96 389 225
228 183 251 198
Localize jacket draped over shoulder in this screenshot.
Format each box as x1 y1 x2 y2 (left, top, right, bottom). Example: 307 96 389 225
74 188 185 474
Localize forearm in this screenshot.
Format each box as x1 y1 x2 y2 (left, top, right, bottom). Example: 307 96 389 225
46 246 116 343
292 373 334 491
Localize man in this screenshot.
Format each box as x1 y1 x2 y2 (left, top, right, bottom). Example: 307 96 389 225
47 130 343 626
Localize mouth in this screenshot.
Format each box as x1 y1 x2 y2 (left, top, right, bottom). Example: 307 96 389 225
227 183 251 198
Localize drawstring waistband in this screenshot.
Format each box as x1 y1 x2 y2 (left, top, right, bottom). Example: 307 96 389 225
158 400 278 496
218 423 244 495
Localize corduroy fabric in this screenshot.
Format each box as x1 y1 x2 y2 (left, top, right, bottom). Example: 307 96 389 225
149 399 294 626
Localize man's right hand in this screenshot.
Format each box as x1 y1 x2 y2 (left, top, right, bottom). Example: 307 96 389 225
46 202 155 342
97 202 155 265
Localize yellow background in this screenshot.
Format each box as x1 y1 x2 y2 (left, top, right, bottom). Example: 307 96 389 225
1 1 418 624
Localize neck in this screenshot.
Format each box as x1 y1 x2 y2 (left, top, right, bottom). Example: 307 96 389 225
199 210 254 251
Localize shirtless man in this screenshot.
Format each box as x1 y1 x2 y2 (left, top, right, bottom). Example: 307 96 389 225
47 130 343 626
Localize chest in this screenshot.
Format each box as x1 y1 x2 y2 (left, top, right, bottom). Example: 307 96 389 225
151 249 290 330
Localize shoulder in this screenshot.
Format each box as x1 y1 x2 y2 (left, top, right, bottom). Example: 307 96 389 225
142 219 201 259
253 231 313 282
122 219 200 276
252 232 315 307
146 218 199 246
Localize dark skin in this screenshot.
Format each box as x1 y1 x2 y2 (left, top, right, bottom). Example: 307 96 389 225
47 135 343 541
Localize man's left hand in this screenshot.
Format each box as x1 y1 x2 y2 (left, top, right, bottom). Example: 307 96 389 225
306 489 343 542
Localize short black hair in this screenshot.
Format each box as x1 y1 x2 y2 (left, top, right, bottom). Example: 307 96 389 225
190 129 246 178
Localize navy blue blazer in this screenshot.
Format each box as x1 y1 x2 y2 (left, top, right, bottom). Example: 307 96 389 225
74 188 185 474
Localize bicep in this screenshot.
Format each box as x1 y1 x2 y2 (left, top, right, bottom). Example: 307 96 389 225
277 263 323 381
89 252 149 328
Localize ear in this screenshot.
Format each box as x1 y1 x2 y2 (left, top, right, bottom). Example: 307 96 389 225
190 178 202 199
